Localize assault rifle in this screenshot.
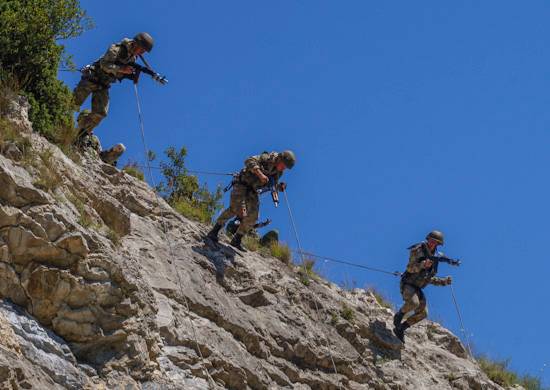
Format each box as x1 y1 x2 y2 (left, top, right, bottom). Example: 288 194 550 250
116 55 168 85
430 254 461 267
258 176 280 207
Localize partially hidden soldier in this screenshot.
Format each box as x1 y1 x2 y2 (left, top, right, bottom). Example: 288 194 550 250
206 150 296 251
393 230 461 343
72 32 155 163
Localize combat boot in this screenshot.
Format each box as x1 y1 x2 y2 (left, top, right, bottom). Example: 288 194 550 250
393 321 411 343
230 233 246 251
206 224 222 243
393 311 404 329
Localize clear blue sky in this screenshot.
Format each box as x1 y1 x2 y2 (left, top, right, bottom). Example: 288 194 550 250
60 1 549 384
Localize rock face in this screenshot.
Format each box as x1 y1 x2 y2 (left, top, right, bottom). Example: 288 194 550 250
0 97 519 389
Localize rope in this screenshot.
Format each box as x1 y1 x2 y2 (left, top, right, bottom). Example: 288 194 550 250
283 190 341 386
133 84 217 388
292 250 402 277
449 283 474 359
130 163 234 177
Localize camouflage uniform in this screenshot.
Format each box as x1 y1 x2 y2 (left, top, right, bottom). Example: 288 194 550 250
397 242 451 326
73 38 137 134
99 144 126 166
214 152 283 236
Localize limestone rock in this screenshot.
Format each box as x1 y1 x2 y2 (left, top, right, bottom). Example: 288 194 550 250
0 96 523 389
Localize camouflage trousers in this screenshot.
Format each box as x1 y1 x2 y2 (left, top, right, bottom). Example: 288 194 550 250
214 183 259 235
73 78 110 133
398 283 428 326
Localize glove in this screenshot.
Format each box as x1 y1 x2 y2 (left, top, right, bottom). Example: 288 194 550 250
445 276 453 285
450 259 461 266
277 182 287 192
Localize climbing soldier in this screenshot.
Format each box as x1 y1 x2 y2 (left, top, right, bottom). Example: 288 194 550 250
72 32 165 162
206 150 296 250
393 230 460 343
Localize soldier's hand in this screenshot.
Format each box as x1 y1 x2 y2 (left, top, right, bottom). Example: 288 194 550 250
446 276 453 285
254 169 269 185
120 65 135 75
278 182 287 192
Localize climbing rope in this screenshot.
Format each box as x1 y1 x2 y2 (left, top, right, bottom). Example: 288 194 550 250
131 164 234 177
283 190 341 387
291 250 402 277
449 284 473 359
133 84 217 388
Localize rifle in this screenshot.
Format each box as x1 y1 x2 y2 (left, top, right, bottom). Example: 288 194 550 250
430 254 461 267
116 55 168 85
258 176 279 207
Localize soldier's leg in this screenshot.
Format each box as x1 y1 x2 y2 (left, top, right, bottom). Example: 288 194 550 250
236 192 259 235
73 78 94 110
404 289 428 326
88 87 110 132
398 284 421 317
214 184 247 227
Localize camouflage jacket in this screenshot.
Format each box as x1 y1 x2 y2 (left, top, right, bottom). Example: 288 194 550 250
87 38 137 86
400 242 450 289
238 152 283 190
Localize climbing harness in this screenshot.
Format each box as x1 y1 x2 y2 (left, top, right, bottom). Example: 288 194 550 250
133 84 217 388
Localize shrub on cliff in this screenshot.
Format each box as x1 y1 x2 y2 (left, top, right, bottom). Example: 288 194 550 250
0 0 90 139
157 146 224 224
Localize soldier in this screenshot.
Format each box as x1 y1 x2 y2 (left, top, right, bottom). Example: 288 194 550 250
99 143 126 167
72 32 155 160
393 230 459 343
206 150 296 250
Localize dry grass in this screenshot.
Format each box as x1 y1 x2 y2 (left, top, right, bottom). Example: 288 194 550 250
106 228 120 246
33 149 63 192
122 162 145 181
340 304 355 322
298 258 317 286
367 286 394 310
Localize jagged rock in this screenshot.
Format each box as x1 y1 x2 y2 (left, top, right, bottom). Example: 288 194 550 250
0 96 523 389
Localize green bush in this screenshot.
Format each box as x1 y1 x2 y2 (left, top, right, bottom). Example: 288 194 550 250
158 146 223 224
0 0 90 139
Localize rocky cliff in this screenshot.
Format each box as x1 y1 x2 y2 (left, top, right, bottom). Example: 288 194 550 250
0 95 519 390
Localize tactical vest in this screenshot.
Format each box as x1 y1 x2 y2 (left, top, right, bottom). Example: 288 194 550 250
400 242 439 289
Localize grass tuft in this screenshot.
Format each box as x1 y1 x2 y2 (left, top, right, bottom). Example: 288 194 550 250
33 149 63 192
367 286 394 310
340 304 355 322
122 162 145 181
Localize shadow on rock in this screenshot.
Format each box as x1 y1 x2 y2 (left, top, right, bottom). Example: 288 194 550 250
191 241 238 282
367 320 403 361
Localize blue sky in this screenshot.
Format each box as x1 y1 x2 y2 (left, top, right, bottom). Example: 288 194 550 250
60 1 549 383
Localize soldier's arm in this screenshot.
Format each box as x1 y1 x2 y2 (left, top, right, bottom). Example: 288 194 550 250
99 44 125 75
244 154 262 171
429 276 452 286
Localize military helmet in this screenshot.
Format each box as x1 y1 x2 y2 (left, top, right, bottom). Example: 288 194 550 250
426 230 444 245
280 150 296 169
134 32 154 52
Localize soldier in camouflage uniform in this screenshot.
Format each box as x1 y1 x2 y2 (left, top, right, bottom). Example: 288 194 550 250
206 150 296 250
72 32 154 152
99 143 126 166
393 230 453 343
